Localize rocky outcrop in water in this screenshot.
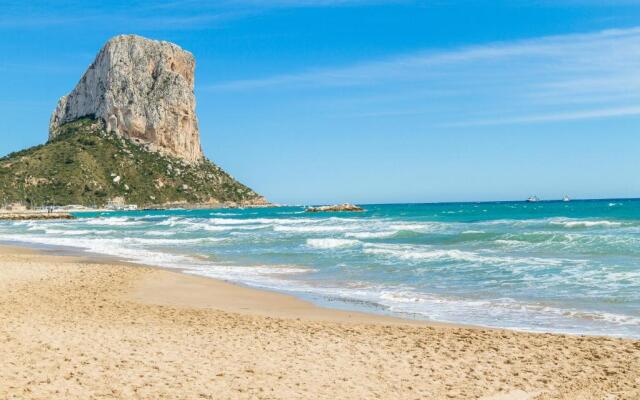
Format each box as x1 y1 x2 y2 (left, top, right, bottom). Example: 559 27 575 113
306 204 364 213
49 35 203 163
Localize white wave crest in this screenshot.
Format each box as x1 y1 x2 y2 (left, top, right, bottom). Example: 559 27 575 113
128 237 225 245
363 243 566 266
190 264 312 277
551 219 623 228
84 217 144 226
275 225 354 233
209 212 241 216
207 217 315 225
388 223 440 231
345 231 396 239
144 230 177 236
157 218 266 232
44 229 93 236
306 238 361 249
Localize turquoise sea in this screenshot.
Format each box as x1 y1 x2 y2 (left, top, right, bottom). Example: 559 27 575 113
2 199 639 338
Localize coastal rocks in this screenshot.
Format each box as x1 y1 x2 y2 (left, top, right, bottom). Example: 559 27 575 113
306 203 364 213
49 34 203 163
0 212 75 220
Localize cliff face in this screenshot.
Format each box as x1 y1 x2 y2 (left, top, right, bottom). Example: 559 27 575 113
49 35 203 163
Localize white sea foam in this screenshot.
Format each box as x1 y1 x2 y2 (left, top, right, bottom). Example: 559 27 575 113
493 239 523 246
364 245 482 262
44 229 93 236
550 219 623 228
345 231 396 239
157 216 182 226
363 243 567 267
375 290 640 331
84 217 144 226
205 218 263 225
158 218 267 232
144 230 177 236
35 227 119 236
0 234 195 267
209 212 241 216
127 237 225 245
306 238 360 249
190 264 312 276
198 224 237 232
207 217 315 225
275 225 354 233
388 223 440 231
27 224 50 231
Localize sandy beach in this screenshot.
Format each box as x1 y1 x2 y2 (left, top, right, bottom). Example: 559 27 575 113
1 245 638 399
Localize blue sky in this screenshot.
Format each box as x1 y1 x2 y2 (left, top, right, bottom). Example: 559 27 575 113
1 1 639 204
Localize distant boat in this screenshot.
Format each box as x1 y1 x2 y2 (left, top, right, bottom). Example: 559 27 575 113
526 196 540 203
563 195 571 202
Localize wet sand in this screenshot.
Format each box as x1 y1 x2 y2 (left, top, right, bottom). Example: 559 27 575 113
1 245 638 399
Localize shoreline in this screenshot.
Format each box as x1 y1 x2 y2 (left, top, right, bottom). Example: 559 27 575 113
1 238 636 339
5 238 640 335
1 243 639 399
0 211 75 220
0 240 460 328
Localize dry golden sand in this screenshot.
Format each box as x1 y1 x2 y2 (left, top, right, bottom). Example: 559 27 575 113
1 245 639 399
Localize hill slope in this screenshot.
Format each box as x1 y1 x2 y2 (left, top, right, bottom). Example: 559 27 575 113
0 119 266 208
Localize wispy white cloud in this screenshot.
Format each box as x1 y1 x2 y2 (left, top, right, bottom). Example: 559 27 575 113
444 106 640 126
209 27 640 90
207 26 640 125
0 10 242 30
0 0 400 30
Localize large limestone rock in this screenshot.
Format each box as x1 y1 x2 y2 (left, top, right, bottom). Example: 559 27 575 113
49 35 203 163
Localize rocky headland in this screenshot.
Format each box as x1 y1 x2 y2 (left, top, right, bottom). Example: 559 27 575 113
0 35 267 208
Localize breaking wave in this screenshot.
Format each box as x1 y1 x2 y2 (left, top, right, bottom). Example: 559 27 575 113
307 238 361 249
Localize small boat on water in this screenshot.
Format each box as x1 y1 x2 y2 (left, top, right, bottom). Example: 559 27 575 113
563 195 571 202
526 196 540 203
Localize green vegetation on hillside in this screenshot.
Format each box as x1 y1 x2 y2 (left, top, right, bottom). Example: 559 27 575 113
0 119 265 208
